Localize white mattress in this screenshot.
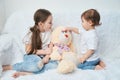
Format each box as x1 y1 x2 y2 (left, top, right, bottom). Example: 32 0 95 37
1 59 120 80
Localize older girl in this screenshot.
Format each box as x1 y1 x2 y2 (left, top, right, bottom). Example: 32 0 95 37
3 9 58 78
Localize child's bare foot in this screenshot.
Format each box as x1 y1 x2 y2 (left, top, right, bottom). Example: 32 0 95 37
2 65 12 71
12 72 33 78
99 61 106 68
38 60 44 68
12 72 21 78
95 65 103 70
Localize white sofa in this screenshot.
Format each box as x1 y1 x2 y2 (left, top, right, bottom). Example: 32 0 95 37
0 10 120 80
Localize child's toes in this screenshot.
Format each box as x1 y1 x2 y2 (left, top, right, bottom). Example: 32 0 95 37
12 72 20 78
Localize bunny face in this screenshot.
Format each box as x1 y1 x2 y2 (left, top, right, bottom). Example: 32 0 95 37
58 29 72 45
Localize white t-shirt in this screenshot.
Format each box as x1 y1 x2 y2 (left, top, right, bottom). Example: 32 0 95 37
78 27 99 61
23 30 51 50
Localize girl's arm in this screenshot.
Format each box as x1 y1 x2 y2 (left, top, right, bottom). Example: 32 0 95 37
38 42 54 55
42 42 54 63
65 27 80 34
25 44 31 54
25 44 47 55
25 42 54 55
42 55 50 64
36 49 47 55
80 49 94 63
48 42 54 52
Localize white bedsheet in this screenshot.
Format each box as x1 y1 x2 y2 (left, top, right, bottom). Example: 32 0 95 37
1 59 120 80
1 11 120 80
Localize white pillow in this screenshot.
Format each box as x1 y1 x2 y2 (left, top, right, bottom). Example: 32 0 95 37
0 55 2 77
11 34 25 64
0 34 13 55
0 34 13 76
1 10 34 55
0 34 24 66
2 11 34 40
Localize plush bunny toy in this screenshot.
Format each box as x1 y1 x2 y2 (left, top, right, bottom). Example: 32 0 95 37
50 26 78 74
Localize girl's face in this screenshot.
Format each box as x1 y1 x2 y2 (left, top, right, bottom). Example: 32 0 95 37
81 17 94 31
38 15 53 32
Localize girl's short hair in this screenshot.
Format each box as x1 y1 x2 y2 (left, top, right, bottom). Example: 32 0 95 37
81 9 101 26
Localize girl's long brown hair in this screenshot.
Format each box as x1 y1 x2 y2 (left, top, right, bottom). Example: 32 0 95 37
28 9 51 54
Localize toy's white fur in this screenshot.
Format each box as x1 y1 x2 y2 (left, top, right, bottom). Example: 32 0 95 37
50 26 78 74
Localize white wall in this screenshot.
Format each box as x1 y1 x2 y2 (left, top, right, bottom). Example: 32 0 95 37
0 0 5 32
0 0 120 31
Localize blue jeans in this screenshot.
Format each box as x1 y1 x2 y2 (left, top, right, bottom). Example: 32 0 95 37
77 58 100 70
34 60 58 74
13 54 58 73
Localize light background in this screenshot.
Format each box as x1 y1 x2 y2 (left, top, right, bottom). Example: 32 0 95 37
0 0 120 32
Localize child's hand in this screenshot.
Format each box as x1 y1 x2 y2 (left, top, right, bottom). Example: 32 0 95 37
45 48 52 55
58 56 62 61
48 42 54 48
43 56 49 64
79 57 86 63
